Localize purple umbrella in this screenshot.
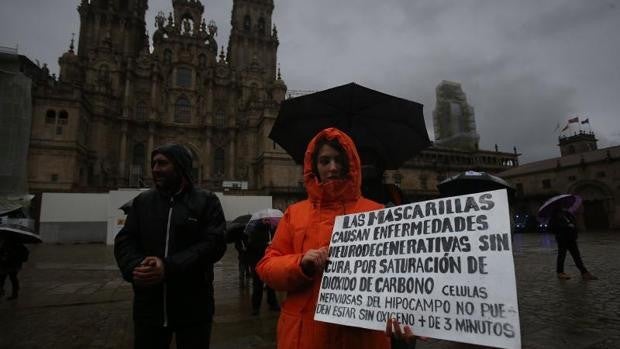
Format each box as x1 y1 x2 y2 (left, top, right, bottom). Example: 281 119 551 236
537 194 582 223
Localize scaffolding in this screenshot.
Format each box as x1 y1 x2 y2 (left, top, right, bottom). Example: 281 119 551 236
0 69 32 195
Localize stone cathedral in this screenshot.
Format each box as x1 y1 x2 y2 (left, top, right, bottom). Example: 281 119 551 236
25 0 520 209
28 0 298 205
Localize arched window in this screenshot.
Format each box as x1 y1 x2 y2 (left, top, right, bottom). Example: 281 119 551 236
46 109 56 124
131 143 146 187
198 54 206 68
98 65 110 83
163 49 172 65
258 17 266 35
132 143 145 167
568 145 575 154
135 101 147 121
243 15 251 32
174 96 191 123
214 111 225 128
214 148 225 176
58 110 69 125
181 17 194 34
176 67 192 88
188 147 200 182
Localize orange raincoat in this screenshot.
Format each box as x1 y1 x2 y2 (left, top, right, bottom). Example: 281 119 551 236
257 128 390 349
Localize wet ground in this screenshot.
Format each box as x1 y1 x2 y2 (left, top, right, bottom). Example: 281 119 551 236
0 231 618 349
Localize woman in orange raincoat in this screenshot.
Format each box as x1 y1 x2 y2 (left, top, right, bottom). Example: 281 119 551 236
257 128 415 349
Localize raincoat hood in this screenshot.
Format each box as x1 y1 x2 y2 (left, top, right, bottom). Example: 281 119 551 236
303 128 362 204
151 143 194 185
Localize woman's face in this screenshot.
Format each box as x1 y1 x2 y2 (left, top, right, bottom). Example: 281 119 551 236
316 144 345 182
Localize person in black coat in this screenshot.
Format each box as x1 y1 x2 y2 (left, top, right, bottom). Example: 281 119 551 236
114 144 226 349
245 218 279 315
550 208 597 280
0 235 29 300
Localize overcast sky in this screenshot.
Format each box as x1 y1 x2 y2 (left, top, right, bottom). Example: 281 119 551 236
2 0 619 163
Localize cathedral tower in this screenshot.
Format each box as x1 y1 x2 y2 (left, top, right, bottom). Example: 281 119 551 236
227 0 279 79
76 0 148 60
433 80 480 151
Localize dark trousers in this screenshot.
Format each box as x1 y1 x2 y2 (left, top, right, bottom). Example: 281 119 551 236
134 321 212 349
0 272 19 295
238 254 251 286
251 266 278 311
556 238 588 274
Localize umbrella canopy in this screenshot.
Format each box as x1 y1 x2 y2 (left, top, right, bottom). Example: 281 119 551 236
119 199 133 215
245 208 283 236
0 195 35 216
0 221 41 244
249 208 283 222
269 82 431 170
537 194 582 222
437 170 515 197
226 214 252 243
231 214 252 225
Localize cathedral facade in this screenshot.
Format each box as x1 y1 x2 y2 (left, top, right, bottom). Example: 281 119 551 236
28 0 295 204
25 1 519 210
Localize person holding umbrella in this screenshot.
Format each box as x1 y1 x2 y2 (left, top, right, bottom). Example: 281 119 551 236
549 206 597 281
0 235 29 300
256 128 417 349
245 214 281 315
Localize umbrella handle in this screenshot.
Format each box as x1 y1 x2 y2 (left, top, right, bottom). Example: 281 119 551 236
267 226 272 245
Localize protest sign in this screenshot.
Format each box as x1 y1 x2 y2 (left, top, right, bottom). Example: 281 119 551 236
314 189 520 349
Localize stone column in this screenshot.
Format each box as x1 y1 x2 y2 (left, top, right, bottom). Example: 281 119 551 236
122 60 133 118
150 65 160 121
119 121 128 180
227 129 236 178
147 122 155 169
204 129 212 178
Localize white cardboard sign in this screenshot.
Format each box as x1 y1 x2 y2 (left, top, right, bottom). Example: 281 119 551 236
314 189 521 349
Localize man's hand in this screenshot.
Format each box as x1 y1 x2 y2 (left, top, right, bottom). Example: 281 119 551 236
300 246 329 276
133 256 165 286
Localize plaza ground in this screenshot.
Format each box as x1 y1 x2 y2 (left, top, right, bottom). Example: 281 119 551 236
1 231 618 349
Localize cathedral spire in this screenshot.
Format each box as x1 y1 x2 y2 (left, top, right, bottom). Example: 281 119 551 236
69 33 75 53
219 46 226 62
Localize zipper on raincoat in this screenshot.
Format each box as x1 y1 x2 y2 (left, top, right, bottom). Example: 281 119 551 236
163 196 174 327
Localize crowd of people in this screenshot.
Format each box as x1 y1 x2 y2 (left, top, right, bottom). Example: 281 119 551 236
111 131 419 348
2 127 597 349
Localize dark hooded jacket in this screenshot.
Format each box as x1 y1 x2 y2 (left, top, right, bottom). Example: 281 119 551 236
114 144 227 327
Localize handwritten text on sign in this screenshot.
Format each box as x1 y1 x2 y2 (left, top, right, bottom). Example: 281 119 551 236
314 190 521 349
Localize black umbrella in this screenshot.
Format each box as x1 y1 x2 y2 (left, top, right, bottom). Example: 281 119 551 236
119 199 133 215
0 223 41 244
226 214 252 243
437 170 515 197
269 82 431 169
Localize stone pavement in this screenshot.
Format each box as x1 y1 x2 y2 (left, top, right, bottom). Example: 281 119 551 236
0 231 618 349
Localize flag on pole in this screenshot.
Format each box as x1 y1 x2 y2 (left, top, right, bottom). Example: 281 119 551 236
554 122 560 132
568 116 579 123
581 118 590 124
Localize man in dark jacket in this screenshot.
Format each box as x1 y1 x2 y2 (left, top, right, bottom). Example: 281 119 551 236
114 143 226 349
245 218 279 315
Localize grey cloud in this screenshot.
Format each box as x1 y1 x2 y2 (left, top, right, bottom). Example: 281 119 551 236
1 0 619 163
